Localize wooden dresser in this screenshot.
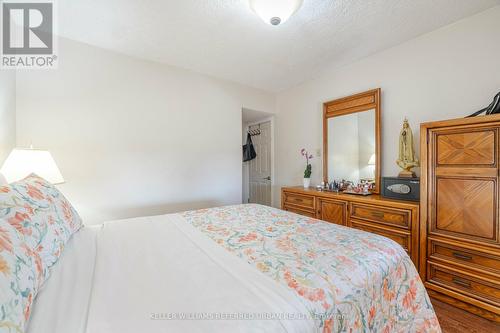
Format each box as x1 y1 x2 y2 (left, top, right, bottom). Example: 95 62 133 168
281 187 420 266
421 115 500 322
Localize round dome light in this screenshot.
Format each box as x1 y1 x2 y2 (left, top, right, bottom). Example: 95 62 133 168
249 0 304 26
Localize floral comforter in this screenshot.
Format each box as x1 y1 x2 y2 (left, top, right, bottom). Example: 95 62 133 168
181 204 440 333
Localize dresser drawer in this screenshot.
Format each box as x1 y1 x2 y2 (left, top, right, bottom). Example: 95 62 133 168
283 192 315 210
350 203 410 229
350 219 411 254
429 240 500 277
428 262 500 306
283 206 316 218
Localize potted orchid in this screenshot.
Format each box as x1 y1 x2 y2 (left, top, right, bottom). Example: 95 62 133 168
301 148 313 188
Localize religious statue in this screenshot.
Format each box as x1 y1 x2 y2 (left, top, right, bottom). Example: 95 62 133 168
396 119 419 178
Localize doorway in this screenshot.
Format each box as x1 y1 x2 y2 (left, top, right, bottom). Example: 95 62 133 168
242 109 274 207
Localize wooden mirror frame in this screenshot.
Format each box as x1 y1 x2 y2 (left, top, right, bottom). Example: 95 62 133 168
323 88 381 193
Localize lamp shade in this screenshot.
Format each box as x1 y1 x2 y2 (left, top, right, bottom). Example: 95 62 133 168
368 153 376 166
0 148 65 184
0 173 7 185
249 0 303 25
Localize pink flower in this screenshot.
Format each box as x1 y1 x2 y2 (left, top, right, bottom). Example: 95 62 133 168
23 204 35 216
382 278 395 301
323 319 333 333
368 306 376 326
22 244 43 283
24 293 33 321
61 200 74 222
0 255 10 275
238 232 257 242
0 227 13 253
26 184 44 200
8 212 32 236
402 279 417 309
276 236 295 252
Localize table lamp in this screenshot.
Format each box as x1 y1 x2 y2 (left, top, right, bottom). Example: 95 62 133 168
0 147 64 184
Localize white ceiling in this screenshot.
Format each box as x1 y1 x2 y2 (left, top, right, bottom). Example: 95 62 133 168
58 0 500 92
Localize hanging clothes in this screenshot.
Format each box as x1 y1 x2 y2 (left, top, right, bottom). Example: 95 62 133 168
243 133 257 162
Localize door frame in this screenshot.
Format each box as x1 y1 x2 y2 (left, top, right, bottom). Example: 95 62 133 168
243 116 276 207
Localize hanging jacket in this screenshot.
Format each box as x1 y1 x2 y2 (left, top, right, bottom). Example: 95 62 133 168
243 133 257 162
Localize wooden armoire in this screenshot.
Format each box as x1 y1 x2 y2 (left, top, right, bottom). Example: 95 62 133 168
421 114 500 322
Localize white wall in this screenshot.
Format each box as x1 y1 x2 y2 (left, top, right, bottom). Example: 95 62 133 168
275 6 500 206
16 38 275 224
0 71 16 164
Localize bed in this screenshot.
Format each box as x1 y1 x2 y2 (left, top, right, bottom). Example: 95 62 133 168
27 204 439 333
1 175 440 333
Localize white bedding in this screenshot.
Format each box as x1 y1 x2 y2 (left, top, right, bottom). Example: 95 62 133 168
27 214 315 333
26 225 100 333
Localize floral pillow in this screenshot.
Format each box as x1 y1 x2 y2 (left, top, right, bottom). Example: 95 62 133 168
0 174 83 285
0 221 38 332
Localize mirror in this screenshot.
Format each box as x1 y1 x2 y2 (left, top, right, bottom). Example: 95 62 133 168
323 89 381 193
327 109 376 182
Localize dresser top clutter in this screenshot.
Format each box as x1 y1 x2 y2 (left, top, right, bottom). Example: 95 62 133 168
282 186 418 209
281 87 500 323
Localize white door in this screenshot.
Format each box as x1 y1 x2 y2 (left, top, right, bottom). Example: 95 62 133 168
248 122 271 206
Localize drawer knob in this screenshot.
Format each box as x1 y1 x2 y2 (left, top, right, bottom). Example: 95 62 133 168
452 277 472 288
452 252 472 261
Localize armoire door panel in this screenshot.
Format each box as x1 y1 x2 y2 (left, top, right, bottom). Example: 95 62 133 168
434 178 497 242
436 129 496 166
318 199 347 226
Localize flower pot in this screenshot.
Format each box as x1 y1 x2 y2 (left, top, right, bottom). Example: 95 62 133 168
303 178 311 189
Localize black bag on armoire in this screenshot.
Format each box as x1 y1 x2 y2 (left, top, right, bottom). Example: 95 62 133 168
467 91 500 117
243 133 257 162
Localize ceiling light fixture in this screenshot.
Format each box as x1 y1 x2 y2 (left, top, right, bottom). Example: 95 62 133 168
249 0 304 26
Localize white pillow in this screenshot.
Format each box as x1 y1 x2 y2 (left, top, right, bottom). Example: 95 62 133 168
0 172 7 185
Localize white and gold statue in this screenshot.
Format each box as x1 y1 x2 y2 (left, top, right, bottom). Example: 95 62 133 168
396 119 419 178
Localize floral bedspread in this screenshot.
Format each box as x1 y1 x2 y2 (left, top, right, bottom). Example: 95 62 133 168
181 204 440 333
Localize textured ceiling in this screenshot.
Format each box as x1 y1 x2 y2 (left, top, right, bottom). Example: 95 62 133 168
58 0 500 92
